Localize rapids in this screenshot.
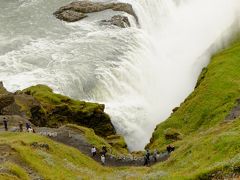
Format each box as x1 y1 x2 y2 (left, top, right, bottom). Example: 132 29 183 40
0 0 240 150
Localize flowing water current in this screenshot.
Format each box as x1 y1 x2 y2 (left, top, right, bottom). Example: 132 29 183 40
1 0 240 150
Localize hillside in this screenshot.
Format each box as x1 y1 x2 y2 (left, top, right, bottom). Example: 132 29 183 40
146 40 240 178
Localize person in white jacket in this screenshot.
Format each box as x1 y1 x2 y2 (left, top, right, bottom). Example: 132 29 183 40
91 146 97 157
101 154 105 165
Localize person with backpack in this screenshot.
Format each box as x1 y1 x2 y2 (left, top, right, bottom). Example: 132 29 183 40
143 149 150 166
26 122 31 131
19 121 23 132
153 149 158 162
3 117 8 131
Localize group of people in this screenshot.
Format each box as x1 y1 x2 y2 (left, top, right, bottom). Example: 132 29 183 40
166 144 175 154
91 146 107 165
143 145 175 166
144 149 158 166
2 117 35 133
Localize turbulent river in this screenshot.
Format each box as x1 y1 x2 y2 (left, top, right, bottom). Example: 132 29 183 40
1 0 240 150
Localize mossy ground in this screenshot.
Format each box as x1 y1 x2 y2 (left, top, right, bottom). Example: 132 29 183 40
147 40 240 178
0 132 148 179
65 124 129 155
17 84 116 137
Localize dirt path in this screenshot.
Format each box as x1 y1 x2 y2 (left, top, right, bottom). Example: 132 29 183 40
0 126 170 167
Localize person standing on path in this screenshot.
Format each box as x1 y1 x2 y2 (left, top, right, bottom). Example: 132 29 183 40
26 122 31 131
101 154 105 165
91 146 97 157
19 121 23 132
153 149 158 162
3 117 8 131
102 146 107 156
144 149 151 166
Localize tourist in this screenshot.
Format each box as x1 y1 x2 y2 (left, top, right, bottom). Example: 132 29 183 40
3 117 8 131
101 154 105 165
26 122 31 131
28 127 33 133
91 146 97 157
143 155 148 166
146 149 150 161
153 149 158 162
143 149 150 166
102 146 107 156
167 145 175 154
19 121 23 132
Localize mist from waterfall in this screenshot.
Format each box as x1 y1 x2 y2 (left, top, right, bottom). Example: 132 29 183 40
0 0 240 150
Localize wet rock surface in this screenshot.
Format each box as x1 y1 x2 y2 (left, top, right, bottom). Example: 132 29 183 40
53 1 138 24
101 15 130 28
55 9 87 22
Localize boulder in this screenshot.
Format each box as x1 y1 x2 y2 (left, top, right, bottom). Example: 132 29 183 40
53 1 138 24
54 10 87 22
101 15 130 28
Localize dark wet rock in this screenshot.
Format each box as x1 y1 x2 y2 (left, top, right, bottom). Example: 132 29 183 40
172 107 179 113
54 9 87 22
53 1 138 24
101 15 130 28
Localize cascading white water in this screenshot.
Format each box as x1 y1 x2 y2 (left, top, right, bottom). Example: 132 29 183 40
0 0 240 150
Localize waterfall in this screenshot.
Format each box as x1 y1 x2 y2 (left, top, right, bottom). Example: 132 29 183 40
0 0 240 150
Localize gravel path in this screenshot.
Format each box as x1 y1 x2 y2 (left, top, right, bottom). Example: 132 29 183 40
0 126 170 167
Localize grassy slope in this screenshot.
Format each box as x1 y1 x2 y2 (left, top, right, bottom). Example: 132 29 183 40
65 124 129 155
146 41 240 178
0 132 147 180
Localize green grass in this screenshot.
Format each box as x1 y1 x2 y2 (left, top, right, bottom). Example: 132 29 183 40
66 124 129 155
148 41 240 149
22 84 99 111
3 162 29 180
146 41 240 178
149 119 240 179
0 132 147 179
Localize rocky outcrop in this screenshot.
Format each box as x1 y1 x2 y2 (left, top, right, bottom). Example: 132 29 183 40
0 94 14 111
18 85 116 137
55 10 87 22
101 15 130 28
0 82 116 137
53 1 138 24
